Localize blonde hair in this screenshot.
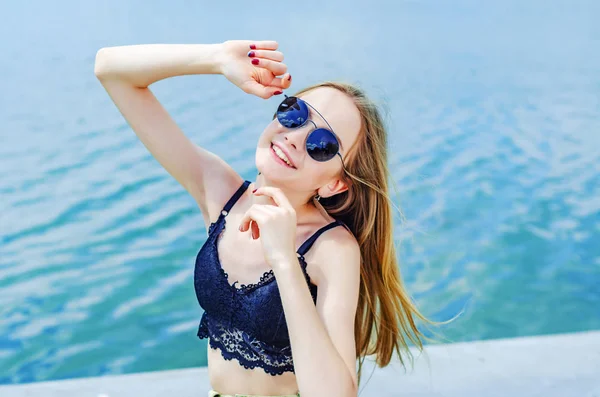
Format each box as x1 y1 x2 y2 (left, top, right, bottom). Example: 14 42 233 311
291 81 460 389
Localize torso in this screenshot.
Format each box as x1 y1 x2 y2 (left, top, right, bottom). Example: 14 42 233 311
204 181 340 395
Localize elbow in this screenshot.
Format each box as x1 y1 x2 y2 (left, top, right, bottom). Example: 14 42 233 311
346 379 358 397
342 372 358 397
330 375 357 397
94 47 113 80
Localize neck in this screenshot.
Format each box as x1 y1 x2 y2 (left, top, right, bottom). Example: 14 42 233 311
251 173 317 225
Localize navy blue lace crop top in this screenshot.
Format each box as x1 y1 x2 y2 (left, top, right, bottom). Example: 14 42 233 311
194 180 345 376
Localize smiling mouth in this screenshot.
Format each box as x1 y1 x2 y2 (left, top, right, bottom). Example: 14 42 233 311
270 143 296 169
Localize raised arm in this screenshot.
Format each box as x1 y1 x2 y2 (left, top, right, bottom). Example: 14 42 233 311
94 41 291 229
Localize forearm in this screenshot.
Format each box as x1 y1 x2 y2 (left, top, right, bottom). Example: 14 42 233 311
273 259 356 397
94 43 223 87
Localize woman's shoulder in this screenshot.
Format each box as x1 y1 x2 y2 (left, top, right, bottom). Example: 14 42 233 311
303 216 360 287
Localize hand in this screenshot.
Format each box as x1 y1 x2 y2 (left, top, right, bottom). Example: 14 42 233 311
238 187 298 268
219 40 292 99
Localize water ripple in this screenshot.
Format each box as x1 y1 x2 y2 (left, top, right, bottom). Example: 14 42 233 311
1 0 599 385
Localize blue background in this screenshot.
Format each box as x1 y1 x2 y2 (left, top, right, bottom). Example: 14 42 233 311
1 0 599 384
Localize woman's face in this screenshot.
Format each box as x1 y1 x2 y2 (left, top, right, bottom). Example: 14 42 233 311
256 87 362 194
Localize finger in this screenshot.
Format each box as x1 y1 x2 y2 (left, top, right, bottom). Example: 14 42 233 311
238 206 266 233
249 40 278 50
268 73 292 89
242 220 259 239
253 187 294 211
249 206 279 239
242 80 284 99
239 205 281 237
251 220 259 240
247 49 284 62
250 58 287 77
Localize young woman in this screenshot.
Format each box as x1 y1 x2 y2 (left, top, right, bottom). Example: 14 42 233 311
95 40 443 397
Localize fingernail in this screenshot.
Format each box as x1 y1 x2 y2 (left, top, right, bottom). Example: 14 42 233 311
251 59 259 65
249 44 256 49
252 188 257 193
288 74 292 81
273 91 283 95
247 51 255 57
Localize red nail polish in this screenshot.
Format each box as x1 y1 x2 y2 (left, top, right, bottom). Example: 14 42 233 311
252 188 257 193
247 51 255 57
273 91 283 95
251 59 259 65
288 75 292 81
250 44 256 49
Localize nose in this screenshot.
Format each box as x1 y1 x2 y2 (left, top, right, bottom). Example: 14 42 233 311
282 128 306 151
284 135 297 150
282 120 316 151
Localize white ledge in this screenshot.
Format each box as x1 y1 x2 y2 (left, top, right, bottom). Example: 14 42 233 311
1 330 599 397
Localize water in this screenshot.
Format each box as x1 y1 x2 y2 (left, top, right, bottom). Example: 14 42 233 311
1 0 599 385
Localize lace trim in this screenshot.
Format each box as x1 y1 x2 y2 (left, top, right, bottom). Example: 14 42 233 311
235 270 276 293
198 314 295 376
208 215 312 296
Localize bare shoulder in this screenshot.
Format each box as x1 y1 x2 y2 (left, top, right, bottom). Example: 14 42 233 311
304 223 361 287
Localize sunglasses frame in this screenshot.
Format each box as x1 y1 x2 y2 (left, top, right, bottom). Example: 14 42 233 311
275 95 346 166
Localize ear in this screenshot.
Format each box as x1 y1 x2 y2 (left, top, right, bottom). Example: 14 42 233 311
318 179 349 198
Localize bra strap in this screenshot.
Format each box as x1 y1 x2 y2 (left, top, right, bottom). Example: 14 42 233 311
297 220 345 257
220 180 251 217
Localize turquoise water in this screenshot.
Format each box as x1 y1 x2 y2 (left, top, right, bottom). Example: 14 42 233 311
1 0 599 385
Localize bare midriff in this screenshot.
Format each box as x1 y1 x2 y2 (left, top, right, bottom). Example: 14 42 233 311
207 345 300 395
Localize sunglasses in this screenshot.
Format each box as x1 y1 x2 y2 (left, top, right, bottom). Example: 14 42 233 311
275 95 344 164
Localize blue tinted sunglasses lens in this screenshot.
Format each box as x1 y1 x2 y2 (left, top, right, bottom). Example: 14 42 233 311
276 96 308 128
307 128 339 162
276 96 340 162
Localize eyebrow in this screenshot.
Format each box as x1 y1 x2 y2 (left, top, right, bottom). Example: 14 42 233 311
308 107 344 153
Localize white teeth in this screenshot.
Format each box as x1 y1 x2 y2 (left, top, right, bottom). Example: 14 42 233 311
273 145 293 167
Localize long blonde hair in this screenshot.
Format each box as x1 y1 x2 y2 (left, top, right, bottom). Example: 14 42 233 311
292 82 459 389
